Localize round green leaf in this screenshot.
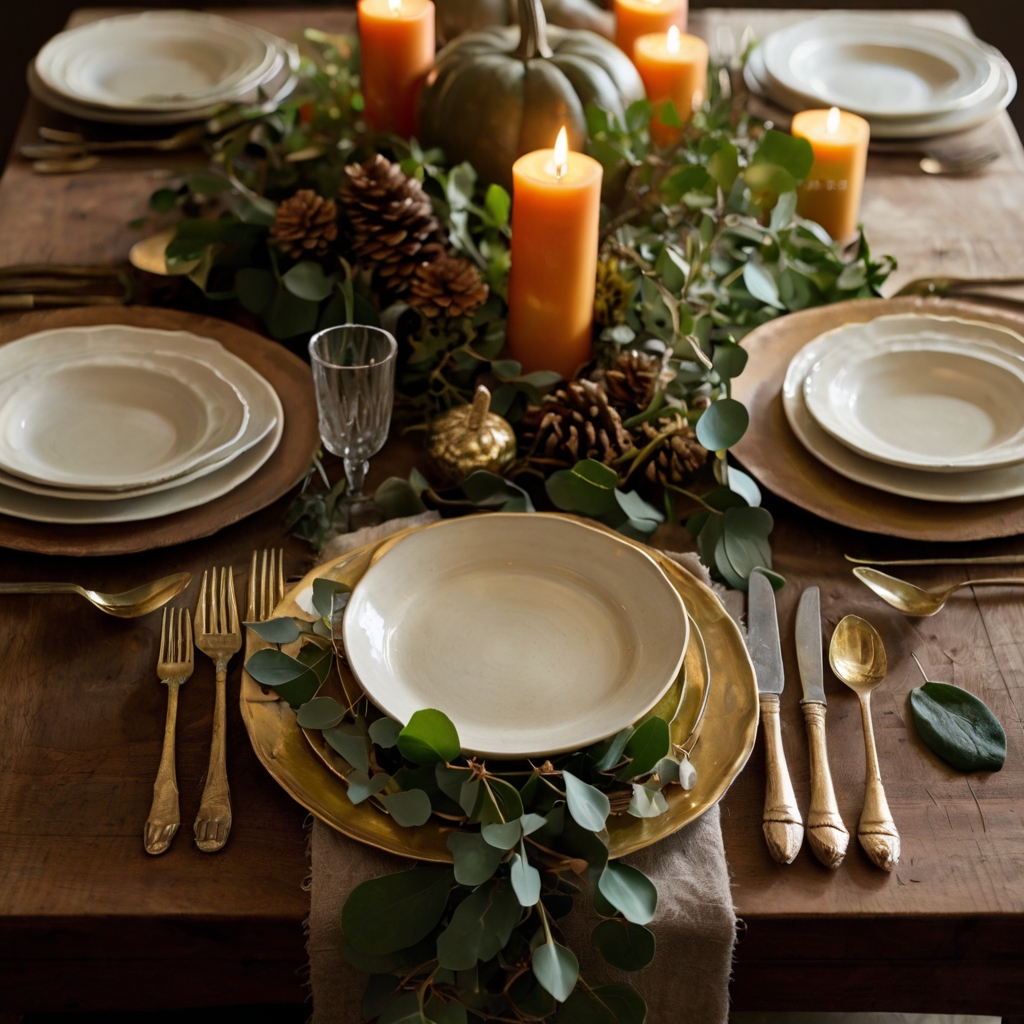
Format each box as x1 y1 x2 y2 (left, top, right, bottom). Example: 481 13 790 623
712 342 749 381
591 727 634 773
562 770 610 832
510 851 541 906
447 831 505 885
264 288 319 341
591 919 657 971
910 681 1006 772
380 789 433 827
742 260 784 310
533 940 580 1003
557 989 618 1024
346 770 390 805
282 260 338 302
235 268 275 315
271 671 321 709
598 863 658 925
722 506 774 584
368 717 403 749
397 709 461 765
244 617 301 644
482 819 522 850
621 717 671 779
244 648 309 686
342 865 453 955
436 882 521 971
436 763 471 803
324 723 370 774
695 398 749 452
590 983 647 1024
752 128 815 179
296 696 345 731
520 812 548 836
378 991 422 1024
546 462 619 518
425 995 468 1024
510 973 557 1019
312 577 351 618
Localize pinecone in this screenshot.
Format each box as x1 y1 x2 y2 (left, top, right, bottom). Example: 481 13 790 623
339 154 445 295
409 254 489 319
269 189 338 259
640 414 708 486
521 379 634 467
594 256 632 326
600 349 660 417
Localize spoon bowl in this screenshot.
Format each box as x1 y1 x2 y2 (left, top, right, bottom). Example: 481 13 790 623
855 566 1024 616
828 613 888 691
0 572 190 617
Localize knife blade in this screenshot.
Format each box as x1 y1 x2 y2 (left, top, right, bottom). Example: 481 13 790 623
795 586 849 869
747 571 804 865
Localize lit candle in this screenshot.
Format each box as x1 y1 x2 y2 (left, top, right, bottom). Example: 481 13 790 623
614 0 687 63
791 106 870 244
507 128 604 380
633 26 708 146
357 0 435 137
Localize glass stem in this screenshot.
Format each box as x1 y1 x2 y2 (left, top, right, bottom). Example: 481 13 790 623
344 458 369 501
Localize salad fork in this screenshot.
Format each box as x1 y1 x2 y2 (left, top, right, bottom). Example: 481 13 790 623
145 607 193 855
193 567 241 853
243 548 286 703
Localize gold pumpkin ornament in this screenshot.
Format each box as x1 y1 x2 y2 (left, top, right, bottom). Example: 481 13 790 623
426 385 517 486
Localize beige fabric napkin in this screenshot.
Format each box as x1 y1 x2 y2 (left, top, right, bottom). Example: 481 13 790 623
307 516 737 1024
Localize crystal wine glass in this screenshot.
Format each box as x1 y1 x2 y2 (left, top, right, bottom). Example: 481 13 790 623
308 325 397 516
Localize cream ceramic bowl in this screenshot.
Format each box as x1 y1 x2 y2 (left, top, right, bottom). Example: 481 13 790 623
342 514 689 759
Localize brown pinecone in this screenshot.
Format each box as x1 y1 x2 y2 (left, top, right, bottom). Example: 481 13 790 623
600 349 660 417
339 154 445 294
640 414 708 486
409 254 489 319
269 189 338 259
521 379 634 467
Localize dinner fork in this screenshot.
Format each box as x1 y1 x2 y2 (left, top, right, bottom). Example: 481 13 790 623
144 607 193 855
193 567 241 853
244 548 286 703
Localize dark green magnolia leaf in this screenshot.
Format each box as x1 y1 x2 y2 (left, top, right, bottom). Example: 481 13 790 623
346 770 390 805
562 771 610 832
751 129 815 179
621 717 671 779
910 680 1006 772
436 882 521 971
343 941 401 976
398 709 461 765
374 477 428 520
368 717 403 748
380 789 433 827
533 940 580 1003
598 863 658 926
244 616 301 644
361 974 398 1020
547 460 619 517
591 920 657 971
448 831 505 885
695 398 749 452
324 722 370 773
591 727 634 772
282 261 338 302
510 851 542 906
312 577 351 618
342 865 453 955
264 288 320 341
482 819 522 850
296 696 345 730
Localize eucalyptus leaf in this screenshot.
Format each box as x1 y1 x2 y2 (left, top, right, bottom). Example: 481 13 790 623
324 722 370 773
910 680 1006 772
482 819 522 850
546 460 619 518
265 288 319 341
378 991 422 1024
425 995 468 1024
727 466 762 508
374 477 428 519
295 696 345 730
722 506 774 584
346 769 391 805
654 757 679 786
742 260 784 310
591 920 657 971
244 648 309 686
557 990 617 1024
510 851 542 906
244 616 301 644
520 812 547 836
533 940 580 1003
751 129 815 179
628 784 669 818
695 398 749 451
448 831 505 885
591 727 634 773
597 863 658 925
366 716 402 748
589 983 647 1024
397 708 461 765
477 777 524 826
436 882 521 971
437 763 471 803
342 865 453 955
678 757 697 790
271 671 322 709
380 789 433 827
562 771 610 832
282 260 338 301
621 717 671 779
312 577 351 618
236 268 275 315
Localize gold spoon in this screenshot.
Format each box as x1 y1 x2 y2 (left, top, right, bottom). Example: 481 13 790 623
828 615 900 871
854 566 1024 617
0 573 190 618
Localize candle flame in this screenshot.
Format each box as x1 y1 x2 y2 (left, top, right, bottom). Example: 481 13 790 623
826 106 840 134
553 126 569 181
388 0 401 13
667 25 680 55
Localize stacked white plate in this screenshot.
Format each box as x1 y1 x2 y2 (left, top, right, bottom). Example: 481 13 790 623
783 314 1024 503
29 11 297 125
744 14 1016 139
0 325 283 524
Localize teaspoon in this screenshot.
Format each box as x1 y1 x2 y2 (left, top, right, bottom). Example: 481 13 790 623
0 572 190 618
854 566 1024 616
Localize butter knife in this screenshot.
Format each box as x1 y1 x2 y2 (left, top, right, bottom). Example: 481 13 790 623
748 571 804 864
796 587 850 869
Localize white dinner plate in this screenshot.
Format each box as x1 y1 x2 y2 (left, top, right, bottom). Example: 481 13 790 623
763 16 998 120
342 514 689 759
745 42 1016 139
804 325 1024 473
0 352 250 490
36 12 273 112
783 318 1024 503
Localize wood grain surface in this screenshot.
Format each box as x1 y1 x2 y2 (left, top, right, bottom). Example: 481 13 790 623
2 5 1024 1017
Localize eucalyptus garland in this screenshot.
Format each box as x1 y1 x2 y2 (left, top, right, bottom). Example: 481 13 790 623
246 580 694 1023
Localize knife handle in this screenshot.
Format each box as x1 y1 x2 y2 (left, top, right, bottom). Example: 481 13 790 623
801 701 850 869
759 692 804 864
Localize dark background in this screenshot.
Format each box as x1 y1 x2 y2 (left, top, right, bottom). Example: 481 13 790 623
4 0 1022 163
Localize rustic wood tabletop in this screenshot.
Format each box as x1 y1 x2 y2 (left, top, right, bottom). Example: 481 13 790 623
2 7 1024 1017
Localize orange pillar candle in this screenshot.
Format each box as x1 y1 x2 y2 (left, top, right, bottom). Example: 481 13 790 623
507 128 604 380
633 26 708 145
614 0 687 62
357 0 435 137
791 106 870 244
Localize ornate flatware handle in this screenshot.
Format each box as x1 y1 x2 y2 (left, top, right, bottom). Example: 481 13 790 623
801 701 849 869
760 692 804 864
145 679 181 855
858 695 900 871
194 665 232 853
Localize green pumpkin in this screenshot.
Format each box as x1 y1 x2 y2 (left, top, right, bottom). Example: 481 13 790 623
418 0 645 191
434 0 614 45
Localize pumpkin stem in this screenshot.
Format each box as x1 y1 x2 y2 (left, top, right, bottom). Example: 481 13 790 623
468 385 491 430
514 0 554 60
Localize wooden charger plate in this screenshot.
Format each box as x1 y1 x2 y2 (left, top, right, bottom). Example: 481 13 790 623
0 306 319 556
240 516 759 862
732 295 1024 542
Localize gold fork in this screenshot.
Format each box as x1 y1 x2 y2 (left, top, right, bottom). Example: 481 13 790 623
193 567 241 853
244 548 286 703
145 607 194 855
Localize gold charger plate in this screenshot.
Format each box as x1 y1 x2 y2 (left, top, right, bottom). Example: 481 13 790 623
731 295 1024 542
240 515 758 862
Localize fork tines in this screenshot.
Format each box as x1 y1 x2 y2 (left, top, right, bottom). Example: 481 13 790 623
158 606 193 675
248 548 285 622
196 566 239 637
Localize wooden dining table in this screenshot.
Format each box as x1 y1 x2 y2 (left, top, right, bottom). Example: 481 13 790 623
3 6 1024 1017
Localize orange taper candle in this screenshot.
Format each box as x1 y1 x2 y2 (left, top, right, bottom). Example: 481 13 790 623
507 128 603 381
614 0 687 62
633 26 708 146
357 0 435 137
791 106 870 244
